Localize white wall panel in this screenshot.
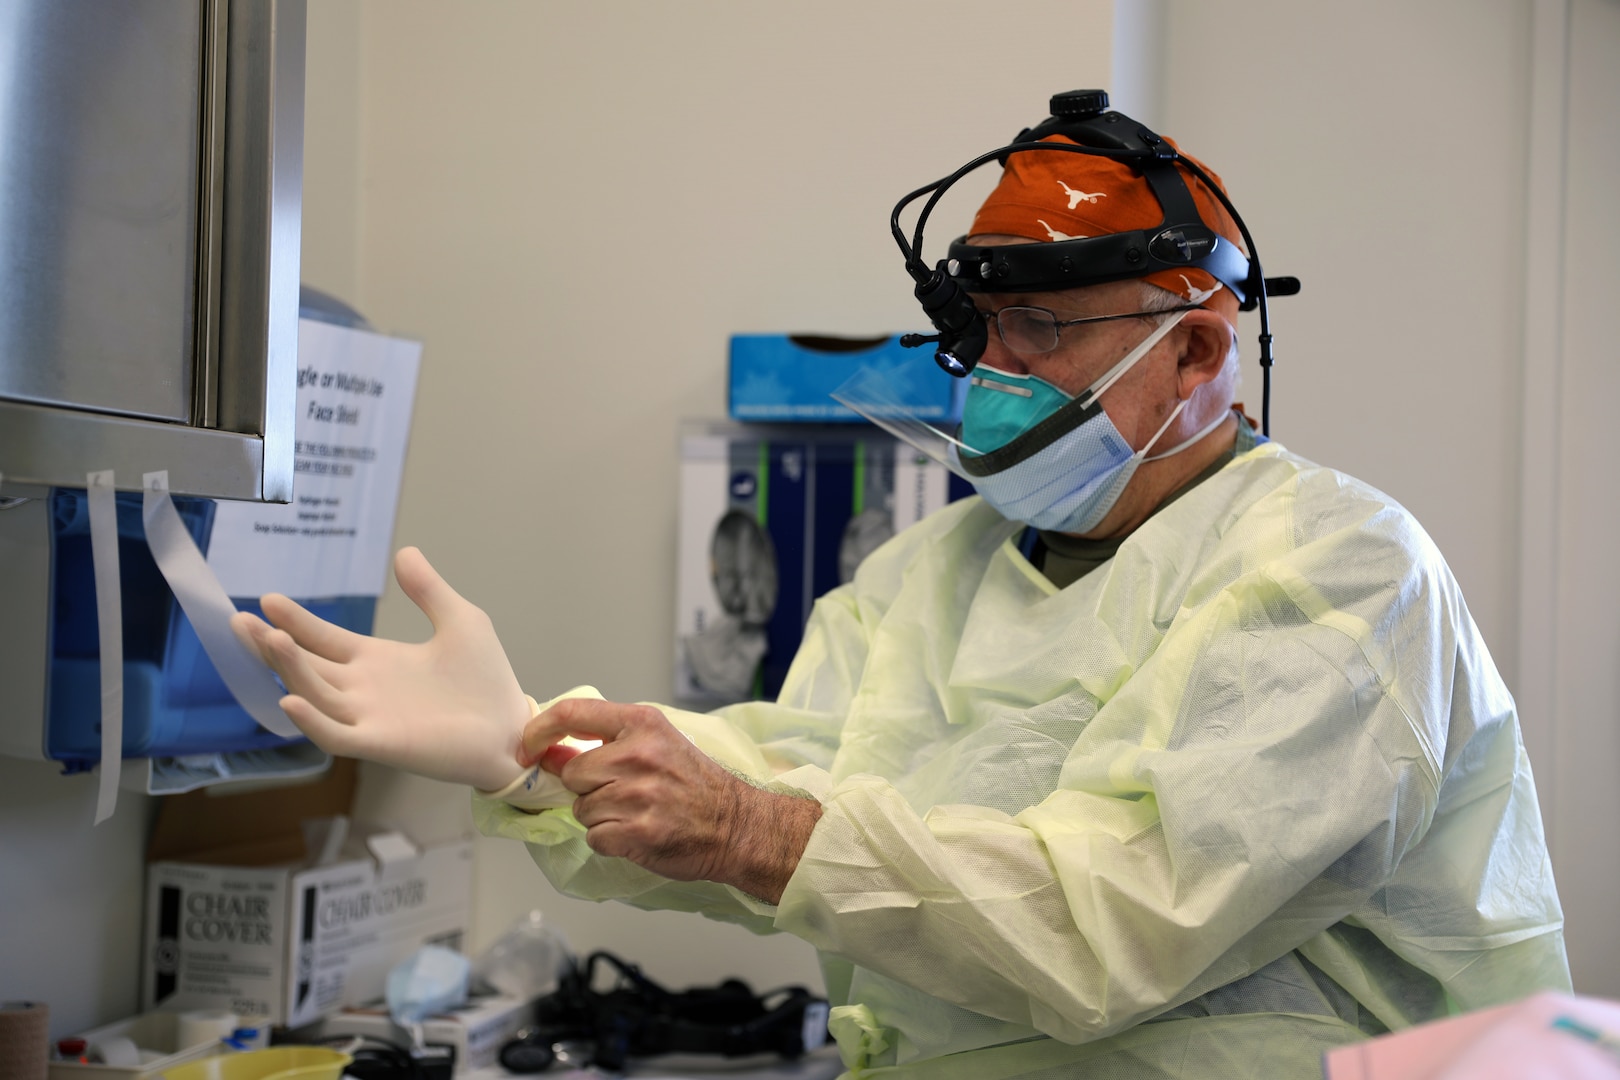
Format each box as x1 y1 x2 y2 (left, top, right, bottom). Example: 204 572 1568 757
0 761 153 1038
1548 0 1620 996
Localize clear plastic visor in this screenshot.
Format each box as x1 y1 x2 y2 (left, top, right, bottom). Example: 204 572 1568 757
834 308 1192 479
832 354 984 480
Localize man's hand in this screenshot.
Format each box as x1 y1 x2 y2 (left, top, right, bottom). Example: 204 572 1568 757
520 698 821 904
230 546 533 792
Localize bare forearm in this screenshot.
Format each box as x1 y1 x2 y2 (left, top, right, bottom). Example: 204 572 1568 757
722 787 823 905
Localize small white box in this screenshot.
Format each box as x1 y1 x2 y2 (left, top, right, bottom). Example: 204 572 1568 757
313 993 535 1073
142 830 472 1027
47 1012 219 1079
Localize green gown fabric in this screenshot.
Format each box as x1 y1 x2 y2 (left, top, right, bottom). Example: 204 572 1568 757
476 442 1569 1079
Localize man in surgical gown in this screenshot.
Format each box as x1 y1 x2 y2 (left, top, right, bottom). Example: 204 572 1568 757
238 109 1570 1079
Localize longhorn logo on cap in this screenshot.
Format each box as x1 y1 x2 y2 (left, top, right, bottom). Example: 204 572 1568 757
1057 180 1106 208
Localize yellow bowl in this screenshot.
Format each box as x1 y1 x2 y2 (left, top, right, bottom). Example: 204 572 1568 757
159 1047 352 1080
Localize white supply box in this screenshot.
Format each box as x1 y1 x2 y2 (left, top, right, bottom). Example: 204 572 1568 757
312 993 534 1073
143 830 472 1027
47 1011 220 1079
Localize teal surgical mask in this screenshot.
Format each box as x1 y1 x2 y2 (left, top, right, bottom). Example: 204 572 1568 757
951 311 1216 534
960 367 1075 454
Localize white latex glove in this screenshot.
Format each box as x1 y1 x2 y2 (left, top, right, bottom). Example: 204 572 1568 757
482 685 607 810
229 546 533 791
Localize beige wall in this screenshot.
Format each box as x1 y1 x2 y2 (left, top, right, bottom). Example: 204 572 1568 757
302 0 1116 991
300 0 362 305
0 759 153 1038
1540 0 1620 999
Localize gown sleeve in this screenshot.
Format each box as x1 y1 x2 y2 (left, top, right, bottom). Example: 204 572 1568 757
473 578 872 933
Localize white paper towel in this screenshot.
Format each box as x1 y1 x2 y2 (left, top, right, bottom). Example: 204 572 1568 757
87 470 124 825
87 1034 140 1066
141 472 299 738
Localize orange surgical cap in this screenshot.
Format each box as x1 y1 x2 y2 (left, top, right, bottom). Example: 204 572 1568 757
969 134 1245 320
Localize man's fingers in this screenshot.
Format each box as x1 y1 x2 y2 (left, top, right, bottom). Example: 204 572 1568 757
519 699 651 764
571 786 634 836
259 594 363 663
537 742 585 777
561 731 668 795
231 611 273 663
278 695 363 756
393 546 472 629
579 820 667 869
262 628 351 721
296 647 348 691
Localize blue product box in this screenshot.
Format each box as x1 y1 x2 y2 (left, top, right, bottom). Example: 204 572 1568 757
44 488 375 771
728 334 967 423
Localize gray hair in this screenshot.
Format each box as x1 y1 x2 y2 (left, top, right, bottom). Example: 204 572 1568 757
1139 280 1194 314
1139 281 1241 377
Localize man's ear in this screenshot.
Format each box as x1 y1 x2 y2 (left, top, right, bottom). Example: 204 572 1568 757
1176 311 1237 397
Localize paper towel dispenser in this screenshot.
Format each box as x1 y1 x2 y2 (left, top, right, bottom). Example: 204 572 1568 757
0 0 307 504
0 316 422 799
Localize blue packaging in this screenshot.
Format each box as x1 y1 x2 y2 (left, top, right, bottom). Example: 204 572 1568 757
44 488 376 771
728 334 966 423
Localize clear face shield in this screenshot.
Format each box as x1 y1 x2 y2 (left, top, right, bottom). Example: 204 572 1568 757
831 351 982 481
832 308 1192 479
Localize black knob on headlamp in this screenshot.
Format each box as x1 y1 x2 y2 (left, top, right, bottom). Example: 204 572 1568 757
913 267 986 377
1048 88 1110 118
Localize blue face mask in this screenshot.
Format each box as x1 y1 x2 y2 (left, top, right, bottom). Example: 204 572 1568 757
952 310 1226 535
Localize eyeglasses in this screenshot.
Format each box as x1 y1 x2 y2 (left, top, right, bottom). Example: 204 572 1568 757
979 304 1200 355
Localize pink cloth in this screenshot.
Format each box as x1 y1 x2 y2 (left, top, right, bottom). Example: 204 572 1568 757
1325 992 1620 1080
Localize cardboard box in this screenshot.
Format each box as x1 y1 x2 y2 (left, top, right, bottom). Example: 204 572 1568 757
311 992 535 1074
728 334 966 423
141 761 473 1027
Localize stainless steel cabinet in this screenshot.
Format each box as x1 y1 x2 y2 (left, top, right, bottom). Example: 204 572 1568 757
0 0 305 503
